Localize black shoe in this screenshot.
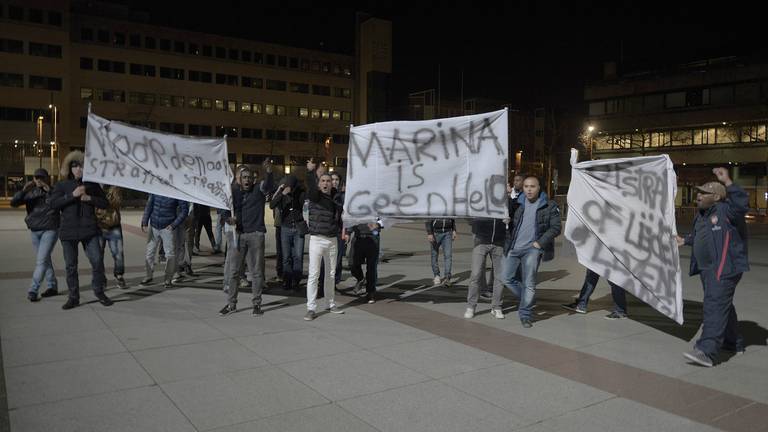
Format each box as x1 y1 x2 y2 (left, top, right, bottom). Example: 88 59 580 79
96 294 114 307
185 267 196 277
140 277 153 286
116 275 127 289
40 288 58 298
366 293 376 304
62 298 79 310
253 305 263 316
163 281 173 290
219 304 236 316
521 319 533 328
27 292 39 302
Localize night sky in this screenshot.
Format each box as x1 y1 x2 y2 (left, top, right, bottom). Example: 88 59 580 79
115 1 765 114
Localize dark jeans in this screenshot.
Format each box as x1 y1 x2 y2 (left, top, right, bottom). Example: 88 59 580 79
281 225 305 282
351 236 379 294
696 272 743 358
61 236 106 301
275 225 283 276
195 214 215 250
576 268 627 314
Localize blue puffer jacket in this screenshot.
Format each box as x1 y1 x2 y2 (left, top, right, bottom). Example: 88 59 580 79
141 194 189 230
684 184 749 279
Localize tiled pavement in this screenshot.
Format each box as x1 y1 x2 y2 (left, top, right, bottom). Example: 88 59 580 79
1 210 767 432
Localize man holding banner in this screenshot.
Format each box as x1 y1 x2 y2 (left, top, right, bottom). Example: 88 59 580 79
141 194 189 289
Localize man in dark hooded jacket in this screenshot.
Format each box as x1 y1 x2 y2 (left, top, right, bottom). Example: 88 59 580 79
49 151 113 310
11 168 59 302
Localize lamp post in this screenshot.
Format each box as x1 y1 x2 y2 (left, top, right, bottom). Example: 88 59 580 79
586 125 595 160
49 104 57 179
37 116 44 168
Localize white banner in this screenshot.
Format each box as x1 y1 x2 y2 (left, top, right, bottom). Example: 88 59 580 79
564 150 683 324
343 109 509 225
84 113 233 210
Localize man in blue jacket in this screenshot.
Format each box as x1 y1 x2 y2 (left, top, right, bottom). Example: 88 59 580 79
501 175 561 328
677 167 749 367
141 194 189 289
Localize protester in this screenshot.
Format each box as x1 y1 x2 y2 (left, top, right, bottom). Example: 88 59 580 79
501 175 561 328
426 218 457 286
303 160 344 320
140 193 189 289
11 168 59 302
173 203 195 282
465 218 506 319
96 185 127 289
677 167 749 367
271 174 306 292
49 151 113 310
347 218 383 303
219 162 274 316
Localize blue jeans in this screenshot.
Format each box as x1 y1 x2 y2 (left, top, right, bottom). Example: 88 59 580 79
61 235 106 301
430 232 453 278
100 227 124 277
281 225 305 279
214 213 225 251
696 272 743 358
29 230 58 294
576 268 627 314
501 246 543 320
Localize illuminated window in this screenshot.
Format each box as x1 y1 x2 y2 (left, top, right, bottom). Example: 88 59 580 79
215 99 224 111
311 109 320 119
252 103 263 114
299 107 309 118
265 104 275 115
241 102 252 113
321 109 330 119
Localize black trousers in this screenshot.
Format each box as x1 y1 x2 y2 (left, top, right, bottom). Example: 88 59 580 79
351 236 379 294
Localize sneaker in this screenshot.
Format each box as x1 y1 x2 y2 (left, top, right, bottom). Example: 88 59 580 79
463 307 475 319
27 292 39 302
352 280 366 296
433 276 442 286
561 302 587 314
252 305 263 316
139 277 153 286
604 311 628 320
219 304 236 316
212 248 222 255
327 306 345 314
163 281 173 290
479 291 492 301
40 288 58 298
304 310 316 321
62 298 79 310
683 348 714 367
116 275 127 289
239 278 249 288
367 293 376 304
172 274 184 284
192 247 200 255
490 308 505 319
521 319 533 328
96 294 114 307
185 266 196 277
444 276 454 287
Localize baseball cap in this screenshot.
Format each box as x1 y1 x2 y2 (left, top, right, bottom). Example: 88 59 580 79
33 168 49 178
696 181 726 198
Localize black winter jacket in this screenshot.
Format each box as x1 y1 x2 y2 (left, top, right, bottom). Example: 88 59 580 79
49 179 108 241
11 186 59 231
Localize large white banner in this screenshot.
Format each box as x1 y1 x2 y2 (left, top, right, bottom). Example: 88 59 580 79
564 150 683 324
84 113 233 210
343 109 509 225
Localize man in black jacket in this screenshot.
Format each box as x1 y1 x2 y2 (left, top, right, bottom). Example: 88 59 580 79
49 151 113 310
11 168 59 302
271 174 306 291
303 160 344 321
219 162 274 316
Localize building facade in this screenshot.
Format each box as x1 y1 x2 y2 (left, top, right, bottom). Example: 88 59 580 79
0 0 390 197
585 58 768 210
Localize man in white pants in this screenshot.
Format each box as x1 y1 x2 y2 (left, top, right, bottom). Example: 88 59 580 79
304 160 344 321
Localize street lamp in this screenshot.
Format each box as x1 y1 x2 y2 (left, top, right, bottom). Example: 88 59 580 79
49 104 58 179
585 125 596 160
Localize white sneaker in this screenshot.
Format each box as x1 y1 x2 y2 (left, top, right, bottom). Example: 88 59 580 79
433 276 442 286
490 308 505 319
463 307 475 319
